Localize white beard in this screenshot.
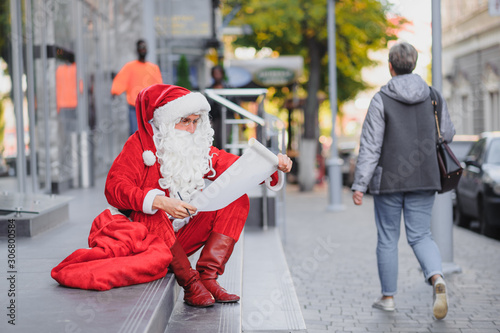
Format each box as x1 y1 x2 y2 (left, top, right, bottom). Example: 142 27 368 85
154 115 215 202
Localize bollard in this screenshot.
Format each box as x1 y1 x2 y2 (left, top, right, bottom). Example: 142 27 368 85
431 192 462 274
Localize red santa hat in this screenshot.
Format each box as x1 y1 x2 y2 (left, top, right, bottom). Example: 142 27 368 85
135 84 211 166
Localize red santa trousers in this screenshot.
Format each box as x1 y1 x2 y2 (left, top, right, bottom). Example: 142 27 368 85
177 194 249 256
131 194 249 255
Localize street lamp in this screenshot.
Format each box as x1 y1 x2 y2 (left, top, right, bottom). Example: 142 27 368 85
326 0 345 212
431 0 461 275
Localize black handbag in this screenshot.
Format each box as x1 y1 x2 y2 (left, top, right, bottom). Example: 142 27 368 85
429 88 463 193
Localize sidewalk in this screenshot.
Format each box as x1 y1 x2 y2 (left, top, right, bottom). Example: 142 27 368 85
0 178 111 332
1 178 499 332
282 184 500 333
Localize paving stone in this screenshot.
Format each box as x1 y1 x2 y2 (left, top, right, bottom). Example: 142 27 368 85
283 185 500 333
4 177 498 332
460 328 500 333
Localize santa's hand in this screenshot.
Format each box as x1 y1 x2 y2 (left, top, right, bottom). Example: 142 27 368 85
277 153 293 173
153 196 197 219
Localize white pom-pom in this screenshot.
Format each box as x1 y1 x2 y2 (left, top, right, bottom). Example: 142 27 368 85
142 150 156 166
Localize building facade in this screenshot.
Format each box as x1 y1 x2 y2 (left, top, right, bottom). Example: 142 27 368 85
442 0 500 135
1 0 218 194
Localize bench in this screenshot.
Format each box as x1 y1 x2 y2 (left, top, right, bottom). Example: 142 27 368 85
164 227 306 333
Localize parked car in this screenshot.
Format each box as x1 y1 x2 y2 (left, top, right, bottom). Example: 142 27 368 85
454 132 500 236
448 135 479 162
449 135 479 223
338 141 358 187
0 155 10 177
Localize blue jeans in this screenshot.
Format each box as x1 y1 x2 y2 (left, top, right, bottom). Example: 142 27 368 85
128 104 138 135
373 191 442 296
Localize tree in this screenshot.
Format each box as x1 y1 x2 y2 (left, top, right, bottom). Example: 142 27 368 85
175 55 192 90
0 95 5 154
0 0 9 157
224 0 402 190
0 0 9 65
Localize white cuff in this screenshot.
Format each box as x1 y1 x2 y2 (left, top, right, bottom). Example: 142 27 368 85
143 189 165 214
265 171 284 191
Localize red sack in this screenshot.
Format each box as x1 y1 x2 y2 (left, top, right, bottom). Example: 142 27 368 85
51 209 172 291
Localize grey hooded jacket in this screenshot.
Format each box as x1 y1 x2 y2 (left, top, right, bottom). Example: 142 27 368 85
351 73 455 194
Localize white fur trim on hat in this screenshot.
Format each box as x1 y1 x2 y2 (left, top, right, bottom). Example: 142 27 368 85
143 150 156 166
152 92 211 127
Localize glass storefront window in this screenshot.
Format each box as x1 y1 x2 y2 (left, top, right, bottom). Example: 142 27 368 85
1 0 119 194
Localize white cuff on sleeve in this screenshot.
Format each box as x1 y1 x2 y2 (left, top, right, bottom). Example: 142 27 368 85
143 189 165 214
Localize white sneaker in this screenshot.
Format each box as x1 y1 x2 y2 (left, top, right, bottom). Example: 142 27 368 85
433 276 448 320
372 296 395 311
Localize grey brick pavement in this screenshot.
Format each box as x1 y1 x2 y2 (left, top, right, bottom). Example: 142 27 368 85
282 184 500 333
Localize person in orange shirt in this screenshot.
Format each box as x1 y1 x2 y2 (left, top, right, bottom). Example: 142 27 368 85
111 40 163 135
56 59 78 133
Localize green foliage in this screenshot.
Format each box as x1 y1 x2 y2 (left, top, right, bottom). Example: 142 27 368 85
0 0 8 154
175 55 192 90
224 0 401 105
0 0 9 60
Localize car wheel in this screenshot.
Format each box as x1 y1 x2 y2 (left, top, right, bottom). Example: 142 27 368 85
454 196 470 228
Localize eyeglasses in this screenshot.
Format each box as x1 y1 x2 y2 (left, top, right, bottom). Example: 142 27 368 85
178 117 201 127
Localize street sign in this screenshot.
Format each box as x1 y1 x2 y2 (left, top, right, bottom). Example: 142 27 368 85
254 68 296 87
156 0 212 38
228 56 304 87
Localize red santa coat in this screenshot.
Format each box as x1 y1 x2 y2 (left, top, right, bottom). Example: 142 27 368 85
105 83 278 248
104 131 242 247
51 85 277 290
51 136 246 291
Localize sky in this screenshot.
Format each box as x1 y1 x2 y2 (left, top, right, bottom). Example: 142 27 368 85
342 0 434 135
366 0 433 86
389 0 433 60
386 0 433 80
390 0 432 26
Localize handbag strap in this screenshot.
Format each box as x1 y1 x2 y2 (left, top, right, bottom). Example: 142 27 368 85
429 87 443 142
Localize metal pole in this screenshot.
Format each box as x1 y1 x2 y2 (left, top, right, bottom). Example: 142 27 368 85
24 0 39 193
40 0 52 193
74 0 91 188
10 0 26 193
221 106 227 150
326 0 344 211
143 0 156 64
431 0 443 93
431 0 461 275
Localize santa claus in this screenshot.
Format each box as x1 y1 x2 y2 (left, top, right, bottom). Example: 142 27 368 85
105 84 292 307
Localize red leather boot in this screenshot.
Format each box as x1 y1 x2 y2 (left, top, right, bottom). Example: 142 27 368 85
196 232 240 303
169 241 215 307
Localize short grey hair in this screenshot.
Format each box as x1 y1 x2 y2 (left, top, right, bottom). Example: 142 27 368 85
388 42 418 75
